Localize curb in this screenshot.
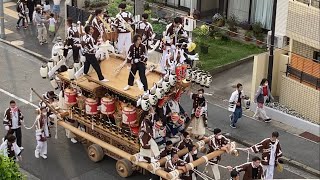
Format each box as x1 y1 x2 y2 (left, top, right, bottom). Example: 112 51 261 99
224 134 320 177
209 55 254 76
0 38 49 63
20 168 40 180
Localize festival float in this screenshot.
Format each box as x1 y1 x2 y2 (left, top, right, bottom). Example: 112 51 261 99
36 14 241 179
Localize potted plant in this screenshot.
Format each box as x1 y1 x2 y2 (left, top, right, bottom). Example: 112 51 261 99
193 25 210 54
212 13 225 27
255 33 264 45
244 31 253 41
227 14 238 37
252 22 263 37
214 29 223 40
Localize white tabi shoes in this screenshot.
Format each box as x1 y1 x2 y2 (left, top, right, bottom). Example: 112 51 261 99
35 150 39 158
40 154 47 159
70 138 78 143
100 79 109 82
123 85 131 91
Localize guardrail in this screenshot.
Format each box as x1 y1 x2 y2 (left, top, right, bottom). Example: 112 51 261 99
286 64 320 90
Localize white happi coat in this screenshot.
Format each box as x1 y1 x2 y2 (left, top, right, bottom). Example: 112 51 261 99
0 140 21 158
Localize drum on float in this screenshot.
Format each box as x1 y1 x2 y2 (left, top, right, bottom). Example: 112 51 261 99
103 31 118 42
64 88 77 106
129 126 139 136
85 98 98 115
100 96 116 115
122 106 137 125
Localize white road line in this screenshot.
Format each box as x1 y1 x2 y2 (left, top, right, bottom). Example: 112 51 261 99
0 87 38 108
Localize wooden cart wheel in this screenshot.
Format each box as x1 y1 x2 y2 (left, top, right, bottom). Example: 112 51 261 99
116 159 133 178
87 144 104 162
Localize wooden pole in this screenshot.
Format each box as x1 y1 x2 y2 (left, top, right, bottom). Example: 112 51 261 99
166 150 225 179
156 135 213 167
31 88 171 179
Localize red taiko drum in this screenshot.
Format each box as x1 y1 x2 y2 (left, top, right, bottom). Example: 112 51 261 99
130 126 139 136
122 106 137 125
175 65 183 81
64 88 77 106
100 97 115 115
85 98 98 115
171 112 180 123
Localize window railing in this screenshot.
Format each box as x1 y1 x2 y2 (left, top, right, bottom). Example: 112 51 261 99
286 65 320 89
293 0 320 9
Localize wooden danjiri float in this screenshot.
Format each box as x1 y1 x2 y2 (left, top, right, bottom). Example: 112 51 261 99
37 50 234 179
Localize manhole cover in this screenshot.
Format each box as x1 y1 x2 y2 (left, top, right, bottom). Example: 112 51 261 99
11 40 24 46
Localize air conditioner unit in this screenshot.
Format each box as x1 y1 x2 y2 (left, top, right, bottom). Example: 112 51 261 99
267 31 288 49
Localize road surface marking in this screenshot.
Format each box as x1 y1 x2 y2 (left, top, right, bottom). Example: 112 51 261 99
4 6 19 19
4 2 16 8
5 28 13 34
0 87 38 108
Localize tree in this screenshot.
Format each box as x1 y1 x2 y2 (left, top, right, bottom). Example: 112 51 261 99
0 154 25 180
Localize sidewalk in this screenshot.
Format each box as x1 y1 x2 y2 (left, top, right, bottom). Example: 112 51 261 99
2 1 65 59
184 60 320 175
20 168 40 180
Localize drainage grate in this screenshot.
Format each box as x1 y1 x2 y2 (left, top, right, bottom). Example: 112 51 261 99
299 132 320 143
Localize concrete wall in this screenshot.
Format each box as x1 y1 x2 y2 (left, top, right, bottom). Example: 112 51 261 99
279 76 320 124
292 40 320 60
287 0 320 49
250 52 268 101
275 0 289 36
250 50 287 100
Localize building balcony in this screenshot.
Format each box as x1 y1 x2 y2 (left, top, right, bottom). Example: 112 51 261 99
287 0 320 49
286 54 320 89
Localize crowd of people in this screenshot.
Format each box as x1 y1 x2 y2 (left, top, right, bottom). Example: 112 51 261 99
16 0 61 44
1 2 284 180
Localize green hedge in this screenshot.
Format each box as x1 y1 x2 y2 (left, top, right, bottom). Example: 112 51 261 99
0 155 25 180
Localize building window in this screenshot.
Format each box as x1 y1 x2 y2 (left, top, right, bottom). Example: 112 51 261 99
313 51 320 63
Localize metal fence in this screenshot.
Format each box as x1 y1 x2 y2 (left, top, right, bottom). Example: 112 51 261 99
286 65 320 89
66 5 91 25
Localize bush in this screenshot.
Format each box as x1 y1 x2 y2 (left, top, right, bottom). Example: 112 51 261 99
107 0 134 17
0 155 25 180
227 14 238 31
252 22 263 36
152 21 166 36
144 3 151 10
193 25 210 47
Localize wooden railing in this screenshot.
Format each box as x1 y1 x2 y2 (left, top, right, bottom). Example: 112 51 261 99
290 54 320 78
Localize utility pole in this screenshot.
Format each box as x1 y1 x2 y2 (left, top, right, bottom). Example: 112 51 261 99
0 0 5 39
267 0 277 91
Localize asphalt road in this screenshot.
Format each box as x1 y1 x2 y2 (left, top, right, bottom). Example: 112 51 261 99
0 42 315 180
